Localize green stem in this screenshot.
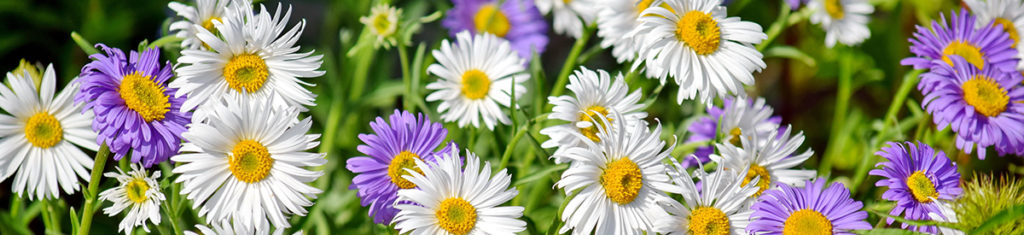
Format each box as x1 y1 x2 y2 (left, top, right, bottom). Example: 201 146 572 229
41 200 55 234
77 143 110 235
147 35 183 49
10 195 22 219
756 1 791 52
499 127 528 170
547 25 594 107
398 44 413 111
820 52 852 174
70 32 100 56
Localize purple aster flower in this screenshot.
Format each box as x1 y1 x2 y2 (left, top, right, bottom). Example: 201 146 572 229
901 8 1018 74
443 0 548 61
682 97 783 168
748 178 872 234
918 55 1024 159
869 141 962 233
345 110 454 224
76 44 191 167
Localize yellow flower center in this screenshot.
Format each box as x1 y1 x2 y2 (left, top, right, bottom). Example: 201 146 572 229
636 0 674 16
742 164 773 197
783 209 832 235
942 41 986 69
601 158 643 204
228 140 274 183
962 75 1010 117
119 71 170 122
676 10 722 55
824 0 845 19
125 178 150 204
387 151 423 189
473 4 511 37
201 17 222 34
24 112 63 148
370 12 395 36
460 69 491 100
687 206 731 235
727 127 742 147
994 18 1020 48
579 106 611 142
435 197 477 235
223 54 270 93
906 170 939 203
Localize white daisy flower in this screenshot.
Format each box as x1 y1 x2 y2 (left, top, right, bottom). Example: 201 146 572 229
965 0 1024 70
392 149 526 235
597 0 662 63
360 4 402 49
654 157 760 234
807 0 873 47
927 201 966 235
0 64 98 200
540 67 646 163
172 95 325 233
715 96 780 147
98 164 166 234
712 124 816 197
426 31 528 130
172 1 324 120
632 0 767 104
554 114 674 234
184 221 300 235
168 0 234 50
536 0 598 38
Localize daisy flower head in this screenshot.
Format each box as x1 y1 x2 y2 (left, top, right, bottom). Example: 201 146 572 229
172 1 325 120
807 0 873 47
345 109 454 224
426 31 528 130
98 164 166 234
536 0 598 39
965 0 1024 70
360 4 402 49
869 141 962 233
683 96 781 168
0 64 97 200
76 44 191 167
748 178 872 234
540 66 646 163
392 149 526 235
901 8 1018 73
596 0 669 63
168 0 234 50
917 55 1024 159
712 124 816 197
653 157 761 235
172 94 325 233
553 114 674 234
442 0 549 61
632 0 767 104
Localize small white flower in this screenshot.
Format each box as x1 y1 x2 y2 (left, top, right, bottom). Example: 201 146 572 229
808 0 873 47
392 149 526 235
360 4 402 49
654 157 760 234
0 64 98 200
712 124 816 198
168 0 234 50
715 96 780 148
965 0 1024 70
98 164 166 234
536 0 598 38
426 31 528 130
596 0 660 63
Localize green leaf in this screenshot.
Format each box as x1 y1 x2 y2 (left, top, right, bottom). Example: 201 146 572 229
69 207 79 235
514 164 567 186
764 45 816 67
70 31 100 56
971 204 1024 234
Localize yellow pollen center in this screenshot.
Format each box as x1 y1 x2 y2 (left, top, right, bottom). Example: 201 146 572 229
727 127 742 147
435 197 477 235
783 209 833 235
119 72 171 122
371 13 394 36
636 0 675 16
24 112 63 148
600 158 643 204
201 17 222 34
387 151 422 189
994 18 1020 48
125 178 150 204
228 140 274 183
473 4 511 37
742 164 772 197
962 75 1010 117
906 171 939 203
676 11 722 55
460 69 491 100
942 41 986 69
223 54 270 93
579 106 611 142
824 0 845 19
687 206 731 235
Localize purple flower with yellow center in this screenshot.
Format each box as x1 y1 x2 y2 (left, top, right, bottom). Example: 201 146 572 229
748 178 872 235
345 110 453 224
918 55 1024 159
901 8 1018 74
76 44 191 167
869 141 962 233
442 0 548 61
